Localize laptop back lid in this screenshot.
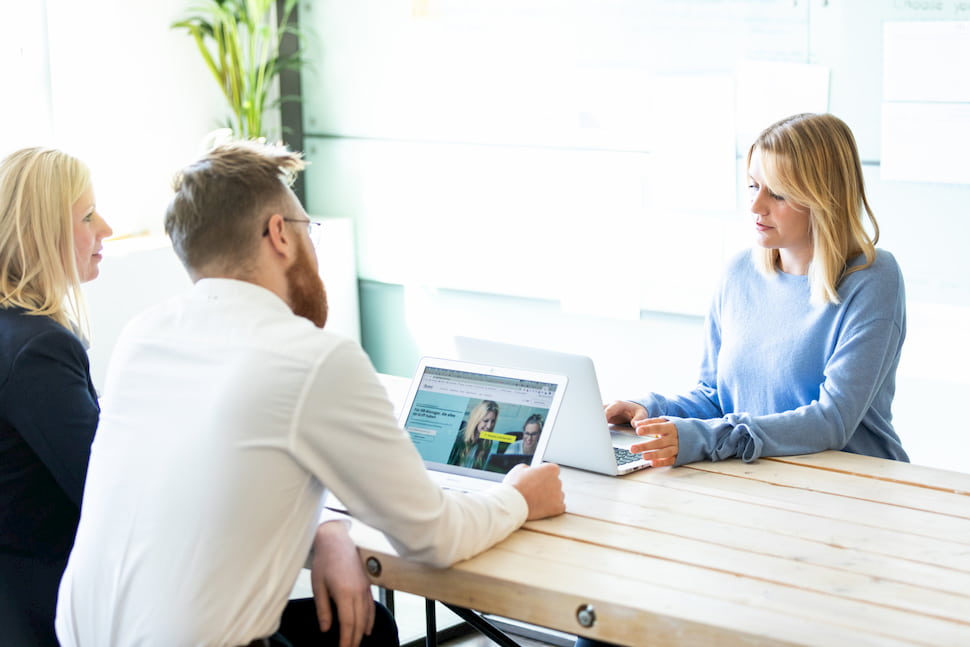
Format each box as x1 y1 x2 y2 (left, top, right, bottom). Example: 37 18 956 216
455 337 631 475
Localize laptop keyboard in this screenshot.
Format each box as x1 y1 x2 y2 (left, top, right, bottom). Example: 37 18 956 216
614 446 643 465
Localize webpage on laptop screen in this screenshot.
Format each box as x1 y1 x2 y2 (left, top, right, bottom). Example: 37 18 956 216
404 366 558 474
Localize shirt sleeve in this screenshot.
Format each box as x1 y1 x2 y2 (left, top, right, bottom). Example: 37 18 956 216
3 328 99 506
291 340 529 568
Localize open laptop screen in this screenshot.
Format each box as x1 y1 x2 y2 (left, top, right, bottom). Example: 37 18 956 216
400 359 567 482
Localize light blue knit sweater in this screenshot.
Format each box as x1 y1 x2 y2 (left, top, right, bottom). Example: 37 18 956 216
636 249 909 466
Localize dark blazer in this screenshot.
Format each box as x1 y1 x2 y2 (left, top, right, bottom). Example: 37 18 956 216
0 306 99 647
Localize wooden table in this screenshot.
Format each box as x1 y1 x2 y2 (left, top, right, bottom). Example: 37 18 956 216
354 452 970 644
358 375 970 646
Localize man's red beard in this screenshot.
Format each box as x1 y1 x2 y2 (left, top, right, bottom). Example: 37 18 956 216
286 239 328 328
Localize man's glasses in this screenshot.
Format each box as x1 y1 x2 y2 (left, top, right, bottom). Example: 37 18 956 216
264 217 324 247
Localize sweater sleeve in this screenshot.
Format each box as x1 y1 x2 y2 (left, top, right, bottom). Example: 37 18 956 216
292 341 528 568
669 309 904 464
2 329 99 506
634 251 908 465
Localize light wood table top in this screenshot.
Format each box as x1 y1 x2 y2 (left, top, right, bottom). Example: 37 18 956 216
360 376 970 646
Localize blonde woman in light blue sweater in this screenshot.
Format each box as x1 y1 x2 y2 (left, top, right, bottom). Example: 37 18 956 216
609 113 908 469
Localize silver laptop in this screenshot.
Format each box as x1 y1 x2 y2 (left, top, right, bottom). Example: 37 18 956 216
455 337 652 476
399 357 568 492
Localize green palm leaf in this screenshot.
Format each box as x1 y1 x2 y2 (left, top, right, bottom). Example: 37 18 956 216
172 0 305 140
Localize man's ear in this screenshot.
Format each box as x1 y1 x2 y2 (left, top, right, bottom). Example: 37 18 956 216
263 213 296 259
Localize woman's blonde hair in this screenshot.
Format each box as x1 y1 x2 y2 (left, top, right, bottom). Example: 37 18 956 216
0 147 90 329
747 113 878 305
463 400 499 444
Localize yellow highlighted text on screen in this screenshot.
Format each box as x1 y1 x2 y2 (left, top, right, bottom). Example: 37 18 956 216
481 432 516 443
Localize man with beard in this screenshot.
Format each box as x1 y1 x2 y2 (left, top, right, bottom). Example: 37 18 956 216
54 141 565 647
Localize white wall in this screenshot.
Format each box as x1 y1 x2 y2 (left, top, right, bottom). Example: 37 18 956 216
1 0 230 236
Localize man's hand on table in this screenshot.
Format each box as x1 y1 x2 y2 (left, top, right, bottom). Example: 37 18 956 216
504 462 566 520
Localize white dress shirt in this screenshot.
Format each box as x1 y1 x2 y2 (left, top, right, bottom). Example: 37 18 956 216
56 279 527 646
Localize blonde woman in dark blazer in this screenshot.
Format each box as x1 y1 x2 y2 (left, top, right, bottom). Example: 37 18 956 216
0 147 112 647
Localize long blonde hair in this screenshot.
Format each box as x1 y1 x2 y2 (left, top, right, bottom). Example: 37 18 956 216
747 113 878 305
0 147 90 330
463 400 499 444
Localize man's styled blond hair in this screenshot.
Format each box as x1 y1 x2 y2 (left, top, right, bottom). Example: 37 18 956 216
0 147 91 330
165 140 306 277
748 113 879 306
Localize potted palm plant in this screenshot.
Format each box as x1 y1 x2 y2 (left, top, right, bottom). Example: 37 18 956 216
172 0 302 141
